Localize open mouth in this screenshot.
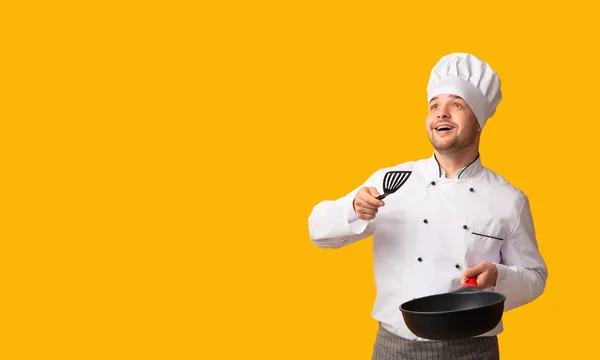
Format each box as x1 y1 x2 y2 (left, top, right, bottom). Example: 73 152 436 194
435 125 455 132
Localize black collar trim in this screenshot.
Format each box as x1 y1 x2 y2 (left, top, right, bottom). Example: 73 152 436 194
457 153 481 179
433 153 442 178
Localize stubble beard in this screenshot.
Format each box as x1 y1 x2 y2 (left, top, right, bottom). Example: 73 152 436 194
428 129 477 156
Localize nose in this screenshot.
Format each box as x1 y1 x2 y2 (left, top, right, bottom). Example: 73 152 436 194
437 112 449 119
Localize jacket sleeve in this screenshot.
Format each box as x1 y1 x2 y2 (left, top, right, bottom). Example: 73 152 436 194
494 194 548 311
308 179 377 249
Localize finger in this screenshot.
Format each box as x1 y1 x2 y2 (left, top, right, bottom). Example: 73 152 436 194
461 274 474 283
359 213 376 220
355 199 379 211
358 208 378 216
463 263 486 278
360 193 384 208
366 187 381 199
367 188 385 205
476 273 492 289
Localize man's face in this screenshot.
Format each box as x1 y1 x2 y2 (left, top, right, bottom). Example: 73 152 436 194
425 94 481 155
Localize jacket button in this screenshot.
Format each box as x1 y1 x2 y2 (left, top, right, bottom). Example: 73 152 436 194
418 257 423 262
469 187 474 192
423 219 428 224
431 181 436 186
463 225 468 229
455 264 460 269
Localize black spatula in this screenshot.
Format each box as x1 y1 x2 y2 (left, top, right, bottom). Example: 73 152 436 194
377 171 412 200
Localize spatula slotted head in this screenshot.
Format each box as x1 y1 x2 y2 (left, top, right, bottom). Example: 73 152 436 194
377 171 412 200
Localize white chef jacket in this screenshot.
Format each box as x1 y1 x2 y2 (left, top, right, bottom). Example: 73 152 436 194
308 154 548 341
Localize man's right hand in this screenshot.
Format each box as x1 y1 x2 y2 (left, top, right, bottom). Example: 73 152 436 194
352 187 384 220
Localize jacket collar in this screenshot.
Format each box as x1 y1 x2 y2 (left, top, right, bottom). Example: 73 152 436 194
427 152 483 180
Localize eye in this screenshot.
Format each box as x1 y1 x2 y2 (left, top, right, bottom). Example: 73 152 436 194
453 103 462 108
430 104 438 110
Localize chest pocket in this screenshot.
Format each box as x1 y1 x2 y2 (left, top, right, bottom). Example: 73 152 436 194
463 218 506 265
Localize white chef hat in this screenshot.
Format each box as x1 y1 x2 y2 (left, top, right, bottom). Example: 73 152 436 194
427 53 502 129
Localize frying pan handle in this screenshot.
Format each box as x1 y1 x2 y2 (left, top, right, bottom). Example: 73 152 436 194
463 277 477 287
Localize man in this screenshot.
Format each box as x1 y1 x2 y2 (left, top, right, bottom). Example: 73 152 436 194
307 53 548 359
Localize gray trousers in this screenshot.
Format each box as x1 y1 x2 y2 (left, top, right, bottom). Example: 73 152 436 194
372 324 499 360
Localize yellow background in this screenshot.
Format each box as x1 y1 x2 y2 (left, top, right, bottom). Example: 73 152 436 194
1 1 596 359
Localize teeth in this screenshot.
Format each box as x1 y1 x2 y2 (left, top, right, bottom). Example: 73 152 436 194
437 126 452 131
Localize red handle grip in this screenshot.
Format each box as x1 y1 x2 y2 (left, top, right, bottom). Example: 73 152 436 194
464 277 477 287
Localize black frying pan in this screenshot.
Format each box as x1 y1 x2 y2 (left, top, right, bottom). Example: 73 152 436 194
399 278 506 340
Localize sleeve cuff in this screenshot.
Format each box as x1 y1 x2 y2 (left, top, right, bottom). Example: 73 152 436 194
493 263 506 286
347 201 370 234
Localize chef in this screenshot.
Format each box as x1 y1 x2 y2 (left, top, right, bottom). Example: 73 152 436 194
308 53 548 359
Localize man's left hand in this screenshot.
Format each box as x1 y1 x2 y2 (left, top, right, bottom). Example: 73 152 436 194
461 262 498 290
